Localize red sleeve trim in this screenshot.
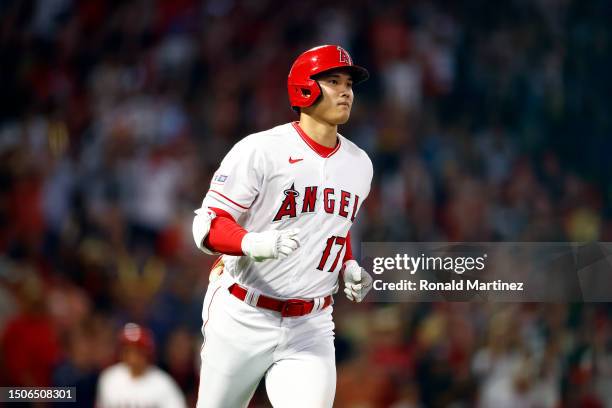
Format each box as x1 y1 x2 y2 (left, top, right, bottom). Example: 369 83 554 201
209 190 250 210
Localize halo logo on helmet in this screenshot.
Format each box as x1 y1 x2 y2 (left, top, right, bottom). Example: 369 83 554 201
338 47 352 64
287 45 369 111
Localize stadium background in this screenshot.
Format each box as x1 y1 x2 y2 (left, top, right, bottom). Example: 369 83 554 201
1 0 612 406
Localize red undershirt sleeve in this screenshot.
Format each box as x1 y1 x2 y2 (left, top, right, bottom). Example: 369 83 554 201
204 207 247 256
343 231 354 263
205 208 354 261
339 231 354 281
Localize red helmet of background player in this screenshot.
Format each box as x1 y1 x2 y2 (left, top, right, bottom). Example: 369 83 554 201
118 322 155 358
287 45 369 110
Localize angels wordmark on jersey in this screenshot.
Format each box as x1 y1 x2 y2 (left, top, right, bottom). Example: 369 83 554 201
202 121 373 298
272 181 361 223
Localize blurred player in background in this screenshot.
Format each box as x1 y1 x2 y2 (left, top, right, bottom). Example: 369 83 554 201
192 44 374 407
96 323 186 408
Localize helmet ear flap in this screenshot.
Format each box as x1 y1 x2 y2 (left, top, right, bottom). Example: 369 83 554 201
304 78 322 107
289 78 321 110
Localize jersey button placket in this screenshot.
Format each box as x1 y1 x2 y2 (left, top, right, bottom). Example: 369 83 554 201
318 158 326 222
322 154 329 182
290 155 324 295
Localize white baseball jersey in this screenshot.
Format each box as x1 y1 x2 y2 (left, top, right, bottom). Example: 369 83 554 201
97 362 186 408
202 122 373 299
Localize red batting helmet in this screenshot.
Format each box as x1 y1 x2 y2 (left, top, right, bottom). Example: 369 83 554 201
287 45 369 110
119 323 155 357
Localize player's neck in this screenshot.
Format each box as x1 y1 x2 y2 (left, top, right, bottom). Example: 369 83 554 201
298 115 338 148
127 363 148 378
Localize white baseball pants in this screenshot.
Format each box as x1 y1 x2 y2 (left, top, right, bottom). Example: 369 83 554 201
196 275 336 408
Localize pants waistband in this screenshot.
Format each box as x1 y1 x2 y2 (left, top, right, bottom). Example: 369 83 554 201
228 283 332 317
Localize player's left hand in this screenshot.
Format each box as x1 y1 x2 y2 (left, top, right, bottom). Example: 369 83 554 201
209 256 224 283
342 260 373 302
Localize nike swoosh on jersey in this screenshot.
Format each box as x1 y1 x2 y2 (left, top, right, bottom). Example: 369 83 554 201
289 157 304 164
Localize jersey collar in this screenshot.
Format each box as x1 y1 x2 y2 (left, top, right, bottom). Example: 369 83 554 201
291 121 341 158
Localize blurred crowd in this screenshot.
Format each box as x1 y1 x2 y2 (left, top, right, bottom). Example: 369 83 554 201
1 0 612 406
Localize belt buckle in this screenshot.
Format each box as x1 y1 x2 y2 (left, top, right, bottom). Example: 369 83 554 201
280 299 306 317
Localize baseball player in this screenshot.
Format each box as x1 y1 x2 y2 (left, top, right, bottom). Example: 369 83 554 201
96 323 187 408
193 45 374 407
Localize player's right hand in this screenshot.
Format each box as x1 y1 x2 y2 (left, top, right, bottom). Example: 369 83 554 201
241 228 300 262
